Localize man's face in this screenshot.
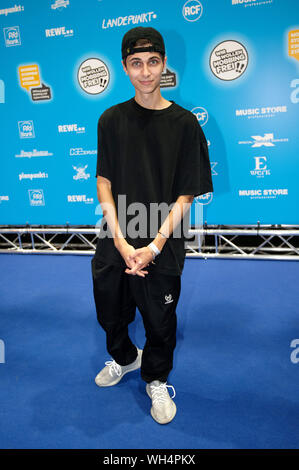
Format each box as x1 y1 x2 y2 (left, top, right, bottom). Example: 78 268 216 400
122 48 166 94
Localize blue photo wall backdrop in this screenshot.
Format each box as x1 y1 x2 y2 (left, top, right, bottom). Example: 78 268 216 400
0 0 298 225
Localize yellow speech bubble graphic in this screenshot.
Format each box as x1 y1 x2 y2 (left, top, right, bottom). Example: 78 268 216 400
18 64 40 91
288 30 299 62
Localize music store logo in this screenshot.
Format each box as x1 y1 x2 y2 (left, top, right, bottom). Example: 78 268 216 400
210 40 248 80
77 58 109 95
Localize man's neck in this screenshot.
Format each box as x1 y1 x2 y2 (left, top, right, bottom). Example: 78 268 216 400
134 90 172 110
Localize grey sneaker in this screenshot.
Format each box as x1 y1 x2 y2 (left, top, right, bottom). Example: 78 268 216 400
95 348 143 387
146 380 177 424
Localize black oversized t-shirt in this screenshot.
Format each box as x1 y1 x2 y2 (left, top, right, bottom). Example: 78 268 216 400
94 97 213 276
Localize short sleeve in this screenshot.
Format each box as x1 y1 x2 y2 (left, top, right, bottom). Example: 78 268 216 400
95 118 111 180
173 115 213 198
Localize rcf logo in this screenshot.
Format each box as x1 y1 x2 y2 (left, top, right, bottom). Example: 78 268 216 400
182 0 203 21
192 107 208 126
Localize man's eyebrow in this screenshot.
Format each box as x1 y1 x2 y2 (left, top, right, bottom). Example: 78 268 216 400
129 55 162 62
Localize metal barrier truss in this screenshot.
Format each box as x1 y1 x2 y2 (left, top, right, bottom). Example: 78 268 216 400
0 225 298 260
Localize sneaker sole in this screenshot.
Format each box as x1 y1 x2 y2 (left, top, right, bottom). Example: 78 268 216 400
95 350 142 387
146 385 177 425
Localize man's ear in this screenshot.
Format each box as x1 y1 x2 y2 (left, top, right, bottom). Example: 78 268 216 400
163 55 167 72
121 59 128 75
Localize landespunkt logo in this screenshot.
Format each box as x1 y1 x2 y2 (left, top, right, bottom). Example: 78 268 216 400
209 40 248 81
77 58 110 95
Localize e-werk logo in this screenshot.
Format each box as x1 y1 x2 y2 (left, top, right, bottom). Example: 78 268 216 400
250 156 271 178
77 58 110 95
210 40 248 81
73 165 90 180
0 339 4 363
182 0 203 22
28 189 45 206
192 106 208 126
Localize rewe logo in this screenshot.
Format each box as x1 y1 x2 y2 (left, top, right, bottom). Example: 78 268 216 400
182 0 203 21
58 123 85 134
45 26 73 37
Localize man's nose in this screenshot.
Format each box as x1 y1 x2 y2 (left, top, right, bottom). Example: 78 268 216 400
142 63 150 77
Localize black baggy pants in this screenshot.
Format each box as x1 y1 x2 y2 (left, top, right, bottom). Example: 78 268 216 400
91 257 181 383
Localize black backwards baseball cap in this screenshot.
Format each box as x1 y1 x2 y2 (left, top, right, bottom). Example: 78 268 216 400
121 26 165 61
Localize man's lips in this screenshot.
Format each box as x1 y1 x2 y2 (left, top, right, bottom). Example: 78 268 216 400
140 80 153 85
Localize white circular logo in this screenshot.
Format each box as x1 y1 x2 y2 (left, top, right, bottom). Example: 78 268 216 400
195 192 213 205
182 0 203 22
77 58 110 95
192 106 208 126
209 40 248 81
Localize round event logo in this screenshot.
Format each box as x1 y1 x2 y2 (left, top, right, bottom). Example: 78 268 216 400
77 58 110 94
209 40 248 81
182 0 203 22
195 192 213 205
192 106 208 126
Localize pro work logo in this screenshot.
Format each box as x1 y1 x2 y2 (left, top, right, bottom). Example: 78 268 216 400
18 64 52 101
77 58 109 95
210 40 248 80
182 0 203 21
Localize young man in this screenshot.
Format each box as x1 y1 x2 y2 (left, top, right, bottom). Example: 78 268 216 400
91 26 213 425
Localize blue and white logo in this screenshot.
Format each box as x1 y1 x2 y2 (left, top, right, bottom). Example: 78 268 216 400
192 106 209 126
182 0 203 22
51 0 70 10
3 25 21 47
195 192 213 205
28 189 45 206
18 120 35 138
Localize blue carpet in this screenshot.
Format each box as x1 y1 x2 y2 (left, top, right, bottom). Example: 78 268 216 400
0 253 298 449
